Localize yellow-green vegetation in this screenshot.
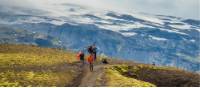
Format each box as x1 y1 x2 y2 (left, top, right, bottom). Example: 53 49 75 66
0 44 79 87
106 64 200 87
104 65 156 87
1 44 199 87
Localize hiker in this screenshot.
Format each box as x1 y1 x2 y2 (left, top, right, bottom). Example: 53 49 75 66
87 44 97 60
87 54 94 72
77 51 85 65
100 53 109 64
87 45 93 54
92 44 97 61
87 44 97 71
102 58 108 64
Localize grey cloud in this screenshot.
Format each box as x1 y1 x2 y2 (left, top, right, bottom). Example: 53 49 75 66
0 0 199 20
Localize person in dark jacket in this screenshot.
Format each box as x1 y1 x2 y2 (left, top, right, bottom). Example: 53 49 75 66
88 45 93 54
92 44 97 61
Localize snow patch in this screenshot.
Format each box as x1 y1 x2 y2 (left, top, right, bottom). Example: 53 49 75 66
121 32 137 37
126 22 153 29
131 13 164 25
96 22 154 32
195 29 200 32
159 28 188 35
190 39 195 42
73 17 95 24
149 35 167 41
50 20 66 25
170 24 191 29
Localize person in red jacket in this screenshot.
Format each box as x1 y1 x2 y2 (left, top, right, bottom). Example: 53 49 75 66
87 54 94 72
77 51 85 65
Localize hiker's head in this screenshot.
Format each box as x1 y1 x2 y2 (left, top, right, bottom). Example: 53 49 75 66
79 50 84 53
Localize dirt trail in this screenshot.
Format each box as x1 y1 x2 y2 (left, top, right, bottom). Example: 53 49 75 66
78 64 105 87
69 59 131 87
68 62 106 87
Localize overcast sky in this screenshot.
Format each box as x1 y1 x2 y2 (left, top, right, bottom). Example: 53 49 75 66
0 0 199 20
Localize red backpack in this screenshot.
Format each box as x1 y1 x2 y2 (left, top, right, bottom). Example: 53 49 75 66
76 51 82 60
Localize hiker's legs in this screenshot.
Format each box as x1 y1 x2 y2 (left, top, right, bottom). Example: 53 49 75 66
89 63 91 71
89 63 93 72
81 61 84 66
89 63 92 71
81 59 85 65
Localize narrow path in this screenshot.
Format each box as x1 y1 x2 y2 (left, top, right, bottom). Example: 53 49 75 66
78 64 105 87
68 62 106 87
68 59 134 87
68 60 134 87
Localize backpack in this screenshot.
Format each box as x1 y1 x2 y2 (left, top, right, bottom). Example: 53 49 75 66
77 52 81 60
102 59 108 64
77 51 83 60
80 53 84 60
88 46 93 54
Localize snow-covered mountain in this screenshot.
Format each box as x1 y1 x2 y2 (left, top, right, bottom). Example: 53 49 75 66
0 3 199 72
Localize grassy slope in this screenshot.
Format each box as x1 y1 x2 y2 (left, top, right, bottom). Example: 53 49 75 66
104 67 156 87
0 44 199 87
0 44 79 87
105 64 200 87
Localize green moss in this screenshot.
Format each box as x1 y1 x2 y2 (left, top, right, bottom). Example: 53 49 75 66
112 65 129 73
0 82 19 87
107 64 200 87
0 70 75 87
105 67 156 87
0 44 79 87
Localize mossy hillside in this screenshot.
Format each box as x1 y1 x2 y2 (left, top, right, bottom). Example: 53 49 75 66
104 65 156 87
108 64 200 87
0 44 79 87
0 44 199 87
